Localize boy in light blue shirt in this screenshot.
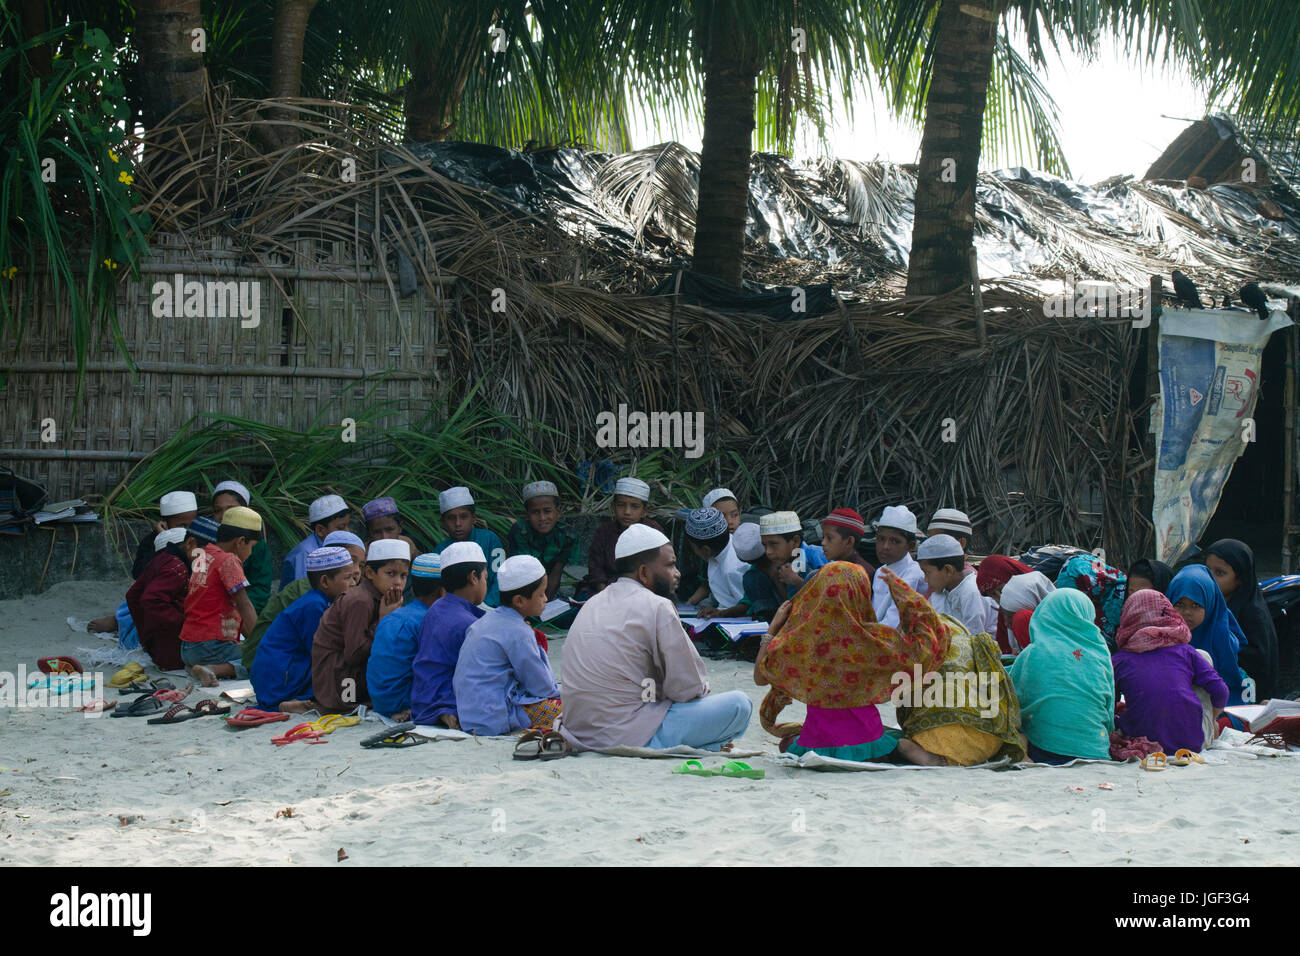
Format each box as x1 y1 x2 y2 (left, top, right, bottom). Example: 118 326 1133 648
367 553 445 719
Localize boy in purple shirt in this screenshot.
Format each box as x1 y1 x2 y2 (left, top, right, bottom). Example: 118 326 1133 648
409 542 488 728
1113 589 1229 753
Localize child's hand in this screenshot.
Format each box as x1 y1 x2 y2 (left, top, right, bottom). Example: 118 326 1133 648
777 563 802 586
698 606 718 619
379 585 403 617
769 600 793 636
153 519 168 534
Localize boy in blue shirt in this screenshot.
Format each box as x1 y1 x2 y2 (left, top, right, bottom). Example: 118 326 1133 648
250 546 356 712
435 486 504 607
281 494 352 585
454 555 561 736
367 553 444 720
409 541 488 728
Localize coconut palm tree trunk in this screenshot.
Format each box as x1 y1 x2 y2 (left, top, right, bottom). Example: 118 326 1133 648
692 26 758 289
270 0 321 99
403 14 481 143
905 0 998 297
132 0 208 127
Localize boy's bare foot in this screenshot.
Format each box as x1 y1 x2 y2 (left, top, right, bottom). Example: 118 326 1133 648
439 714 460 730
896 738 948 766
392 709 411 722
188 665 219 687
720 740 735 752
279 699 315 714
88 616 117 633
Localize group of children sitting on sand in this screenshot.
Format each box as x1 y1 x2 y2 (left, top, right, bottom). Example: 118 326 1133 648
89 475 1283 761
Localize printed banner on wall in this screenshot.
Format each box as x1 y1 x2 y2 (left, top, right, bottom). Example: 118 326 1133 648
1154 308 1293 564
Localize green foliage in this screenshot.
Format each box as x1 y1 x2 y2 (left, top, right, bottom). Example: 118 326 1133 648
100 383 754 550
0 11 150 393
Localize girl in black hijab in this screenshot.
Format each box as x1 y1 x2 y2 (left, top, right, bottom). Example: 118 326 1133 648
1204 539 1279 700
1126 558 1175 595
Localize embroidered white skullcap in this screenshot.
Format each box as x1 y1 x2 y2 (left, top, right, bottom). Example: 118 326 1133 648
917 533 964 561
440 540 487 569
213 480 250 505
154 527 187 550
731 522 764 562
522 480 559 502
759 511 801 535
159 491 197 516
614 523 669 559
367 539 411 563
306 547 353 572
613 477 650 501
498 555 546 592
439 486 474 512
308 494 348 524
703 487 737 509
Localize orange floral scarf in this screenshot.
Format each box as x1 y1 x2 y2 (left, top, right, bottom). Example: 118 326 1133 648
759 562 950 737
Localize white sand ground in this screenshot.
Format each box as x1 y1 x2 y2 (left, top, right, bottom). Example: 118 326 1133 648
1 579 1297 867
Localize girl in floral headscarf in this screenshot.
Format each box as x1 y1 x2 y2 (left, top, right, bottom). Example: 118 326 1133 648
1055 553 1127 647
753 562 950 765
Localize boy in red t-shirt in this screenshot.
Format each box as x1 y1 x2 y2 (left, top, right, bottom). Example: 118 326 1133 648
180 506 262 686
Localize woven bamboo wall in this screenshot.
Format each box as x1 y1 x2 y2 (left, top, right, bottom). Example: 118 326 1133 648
0 233 454 503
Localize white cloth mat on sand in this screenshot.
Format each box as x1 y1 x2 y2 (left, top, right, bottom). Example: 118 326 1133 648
408 725 471 741
1204 727 1300 761
776 752 1012 772
594 744 764 759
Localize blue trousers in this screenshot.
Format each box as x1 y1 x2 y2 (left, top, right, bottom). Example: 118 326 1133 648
647 691 753 751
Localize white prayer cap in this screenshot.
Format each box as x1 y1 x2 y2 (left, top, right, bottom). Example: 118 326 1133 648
159 491 197 516
759 511 801 535
498 555 546 593
614 523 669 559
308 494 348 524
875 504 919 537
927 508 972 537
323 530 364 550
703 487 737 509
613 477 650 501
917 533 964 561
439 486 475 512
154 527 187 551
440 540 487 569
522 480 558 502
731 522 764 562
367 539 412 563
213 480 250 505
999 571 1056 613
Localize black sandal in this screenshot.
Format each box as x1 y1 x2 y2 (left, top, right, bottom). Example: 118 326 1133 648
110 692 170 718
360 722 428 749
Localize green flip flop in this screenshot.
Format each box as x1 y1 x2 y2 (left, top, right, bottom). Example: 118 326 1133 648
672 759 715 776
715 761 765 779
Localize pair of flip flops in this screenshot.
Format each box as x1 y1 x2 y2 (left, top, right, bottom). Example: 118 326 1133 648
269 713 361 746
111 692 171 718
146 698 231 724
513 729 571 761
117 677 175 696
224 708 291 728
673 759 765 779
37 656 85 674
1141 749 1205 771
360 722 429 749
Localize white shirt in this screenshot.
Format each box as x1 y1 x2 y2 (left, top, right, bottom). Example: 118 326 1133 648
706 537 748 609
873 554 926 628
929 569 988 637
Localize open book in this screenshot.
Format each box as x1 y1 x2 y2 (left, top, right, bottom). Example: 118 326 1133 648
1225 698 1300 734
680 617 765 642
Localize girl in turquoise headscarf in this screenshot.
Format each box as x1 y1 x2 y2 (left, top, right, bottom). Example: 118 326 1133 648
1167 565 1251 706
1008 589 1115 763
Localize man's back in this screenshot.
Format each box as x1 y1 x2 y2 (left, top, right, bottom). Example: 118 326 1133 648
557 576 708 751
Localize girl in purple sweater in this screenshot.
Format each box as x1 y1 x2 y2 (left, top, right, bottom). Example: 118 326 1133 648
1112 589 1229 753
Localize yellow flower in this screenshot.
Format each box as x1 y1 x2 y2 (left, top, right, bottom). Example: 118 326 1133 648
108 150 119 163
102 259 118 271
2 266 16 279
118 171 133 185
